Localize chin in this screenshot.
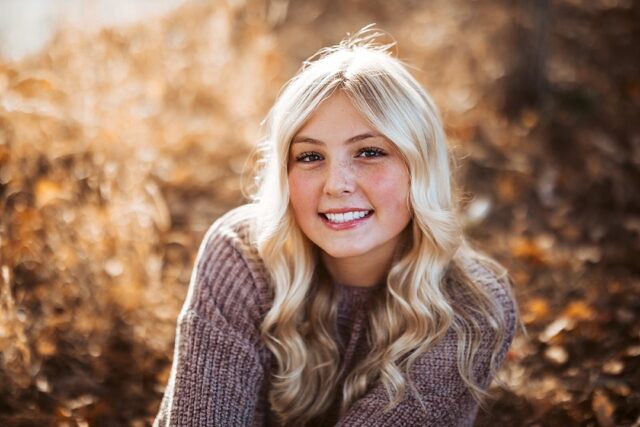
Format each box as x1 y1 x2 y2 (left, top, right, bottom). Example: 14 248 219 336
321 245 370 259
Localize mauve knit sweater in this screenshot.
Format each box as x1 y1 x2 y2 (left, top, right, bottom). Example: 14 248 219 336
154 204 517 427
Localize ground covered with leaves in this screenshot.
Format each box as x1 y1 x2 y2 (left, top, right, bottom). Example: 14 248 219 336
0 0 638 425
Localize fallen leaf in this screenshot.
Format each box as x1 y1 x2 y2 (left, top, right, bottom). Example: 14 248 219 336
11 77 56 97
563 300 595 321
544 345 569 365
522 297 550 324
625 345 640 357
539 317 576 343
511 236 547 264
34 178 67 208
602 359 624 375
592 389 615 427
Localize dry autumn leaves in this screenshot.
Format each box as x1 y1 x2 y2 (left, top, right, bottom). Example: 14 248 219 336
1 0 639 426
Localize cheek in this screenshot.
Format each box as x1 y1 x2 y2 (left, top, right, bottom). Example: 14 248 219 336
362 165 410 210
288 171 318 215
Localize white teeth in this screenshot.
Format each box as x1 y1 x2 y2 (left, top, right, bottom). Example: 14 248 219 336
355 211 369 220
324 211 370 224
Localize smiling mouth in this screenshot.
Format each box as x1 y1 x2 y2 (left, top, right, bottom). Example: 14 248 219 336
319 210 373 224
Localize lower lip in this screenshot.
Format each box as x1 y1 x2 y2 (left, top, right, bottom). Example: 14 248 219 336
319 212 373 230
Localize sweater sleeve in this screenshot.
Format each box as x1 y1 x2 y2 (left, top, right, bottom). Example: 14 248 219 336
153 216 270 427
335 269 518 427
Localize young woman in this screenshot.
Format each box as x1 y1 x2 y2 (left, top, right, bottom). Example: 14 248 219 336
155 28 519 427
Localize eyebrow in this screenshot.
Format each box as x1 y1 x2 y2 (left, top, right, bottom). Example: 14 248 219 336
291 132 382 145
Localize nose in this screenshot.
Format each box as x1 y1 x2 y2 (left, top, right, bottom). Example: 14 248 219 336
323 159 356 197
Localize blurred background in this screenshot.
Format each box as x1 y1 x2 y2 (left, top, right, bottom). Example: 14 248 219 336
0 0 638 425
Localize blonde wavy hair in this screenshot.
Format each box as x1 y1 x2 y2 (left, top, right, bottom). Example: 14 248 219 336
250 27 518 426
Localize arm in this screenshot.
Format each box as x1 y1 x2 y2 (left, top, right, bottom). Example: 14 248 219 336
335 274 518 427
154 222 269 427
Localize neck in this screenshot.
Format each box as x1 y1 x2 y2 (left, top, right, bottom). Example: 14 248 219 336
321 244 397 288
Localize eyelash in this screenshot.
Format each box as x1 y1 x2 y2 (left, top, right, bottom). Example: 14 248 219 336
295 147 387 163
357 147 386 158
295 152 323 163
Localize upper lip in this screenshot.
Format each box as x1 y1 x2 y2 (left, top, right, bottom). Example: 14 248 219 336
320 208 372 214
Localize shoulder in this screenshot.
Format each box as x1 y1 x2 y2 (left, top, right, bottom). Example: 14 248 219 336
463 256 517 323
446 252 519 358
454 254 519 368
403 256 518 398
182 204 272 338
196 203 266 285
201 203 260 257
446 250 517 328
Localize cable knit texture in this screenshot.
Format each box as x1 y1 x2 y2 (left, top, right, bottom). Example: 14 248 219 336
154 204 518 427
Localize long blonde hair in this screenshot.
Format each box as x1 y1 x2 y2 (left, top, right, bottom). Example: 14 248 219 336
251 27 517 426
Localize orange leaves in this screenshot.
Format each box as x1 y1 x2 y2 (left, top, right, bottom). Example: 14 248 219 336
34 178 70 208
522 297 550 324
537 299 596 342
544 345 569 365
0 140 10 167
36 336 57 357
539 316 575 343
601 359 624 375
510 235 549 264
11 77 58 98
625 345 640 357
563 300 596 322
0 265 33 389
497 174 518 203
592 389 616 427
0 0 636 425
0 64 17 92
530 299 598 370
519 109 539 130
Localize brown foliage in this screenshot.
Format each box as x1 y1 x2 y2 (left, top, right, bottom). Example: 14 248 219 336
0 0 638 425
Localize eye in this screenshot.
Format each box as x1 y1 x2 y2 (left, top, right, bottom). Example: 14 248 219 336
295 151 324 163
357 147 386 158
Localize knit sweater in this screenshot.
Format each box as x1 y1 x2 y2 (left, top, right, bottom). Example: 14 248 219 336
154 204 517 427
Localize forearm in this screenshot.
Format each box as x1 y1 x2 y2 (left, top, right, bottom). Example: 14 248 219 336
154 310 266 427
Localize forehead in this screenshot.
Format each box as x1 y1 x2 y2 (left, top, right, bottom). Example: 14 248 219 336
294 92 375 139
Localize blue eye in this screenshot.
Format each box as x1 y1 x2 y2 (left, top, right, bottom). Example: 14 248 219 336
357 147 386 158
296 152 323 162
